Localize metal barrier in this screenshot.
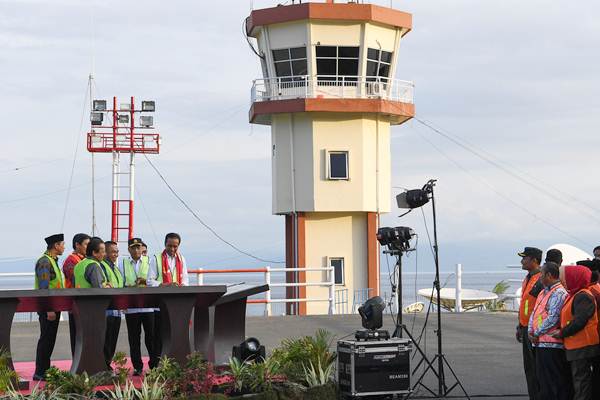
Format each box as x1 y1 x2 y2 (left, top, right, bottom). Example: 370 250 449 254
189 266 337 316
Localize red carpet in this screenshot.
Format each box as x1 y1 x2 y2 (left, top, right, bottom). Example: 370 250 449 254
14 357 148 394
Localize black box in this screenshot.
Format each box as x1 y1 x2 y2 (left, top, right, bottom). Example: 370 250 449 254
337 338 411 398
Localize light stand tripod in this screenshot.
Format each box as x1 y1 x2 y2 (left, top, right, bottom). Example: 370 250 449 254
405 181 470 399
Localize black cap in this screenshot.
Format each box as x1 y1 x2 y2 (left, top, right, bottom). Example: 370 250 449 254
128 237 143 248
518 247 543 260
45 233 64 246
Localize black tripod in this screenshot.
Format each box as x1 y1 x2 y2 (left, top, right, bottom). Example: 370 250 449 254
391 181 470 399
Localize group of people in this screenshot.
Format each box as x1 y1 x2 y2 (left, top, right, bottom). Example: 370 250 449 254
518 245 600 400
34 232 189 381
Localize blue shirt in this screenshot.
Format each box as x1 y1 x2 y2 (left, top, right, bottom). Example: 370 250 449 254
528 281 567 348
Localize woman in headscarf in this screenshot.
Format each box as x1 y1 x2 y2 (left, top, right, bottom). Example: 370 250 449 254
557 265 600 400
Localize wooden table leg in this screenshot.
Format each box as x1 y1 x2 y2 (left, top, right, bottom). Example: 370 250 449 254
71 297 110 375
159 295 196 366
193 305 214 362
212 298 248 365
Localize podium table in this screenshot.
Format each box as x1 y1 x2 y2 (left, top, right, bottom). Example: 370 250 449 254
0 286 226 375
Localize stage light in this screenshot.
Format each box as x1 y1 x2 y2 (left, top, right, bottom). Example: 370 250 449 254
396 189 429 209
142 101 155 112
92 100 107 111
90 112 103 125
140 116 153 127
377 226 415 252
358 296 386 331
118 114 129 124
232 337 265 362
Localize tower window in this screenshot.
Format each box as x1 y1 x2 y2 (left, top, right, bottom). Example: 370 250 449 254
329 257 345 285
366 48 393 82
316 46 359 82
272 47 308 81
328 151 349 180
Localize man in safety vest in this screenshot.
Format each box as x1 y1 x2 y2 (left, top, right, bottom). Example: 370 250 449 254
147 232 190 360
101 240 124 369
62 233 91 357
556 265 600 400
528 262 571 400
516 246 544 400
33 233 66 381
120 237 157 375
73 237 109 289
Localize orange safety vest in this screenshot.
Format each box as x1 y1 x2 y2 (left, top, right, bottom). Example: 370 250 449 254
560 288 600 351
530 283 563 345
587 283 600 336
519 272 541 327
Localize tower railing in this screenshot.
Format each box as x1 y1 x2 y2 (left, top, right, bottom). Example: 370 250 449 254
251 75 414 104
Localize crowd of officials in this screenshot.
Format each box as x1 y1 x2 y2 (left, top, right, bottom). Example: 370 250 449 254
33 232 189 381
518 246 600 400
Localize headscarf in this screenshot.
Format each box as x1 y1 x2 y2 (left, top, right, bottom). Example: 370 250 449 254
564 265 592 297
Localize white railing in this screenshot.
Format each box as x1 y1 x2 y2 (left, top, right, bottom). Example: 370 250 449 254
191 266 338 316
251 75 414 104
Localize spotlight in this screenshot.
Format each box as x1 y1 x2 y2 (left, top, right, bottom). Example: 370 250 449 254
118 114 130 124
90 112 103 126
92 100 107 111
232 337 265 363
142 101 156 112
396 189 429 209
376 226 415 253
140 116 154 127
358 296 385 330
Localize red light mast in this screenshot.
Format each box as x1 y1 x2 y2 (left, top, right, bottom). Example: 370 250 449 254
87 96 160 245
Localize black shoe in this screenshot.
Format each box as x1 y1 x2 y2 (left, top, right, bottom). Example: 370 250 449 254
32 374 45 381
133 369 143 376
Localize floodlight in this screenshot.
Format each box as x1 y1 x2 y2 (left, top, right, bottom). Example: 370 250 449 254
376 226 415 252
92 100 107 111
90 112 103 126
396 189 430 209
140 116 154 127
118 114 130 124
142 101 155 112
232 337 265 363
120 103 131 111
358 296 385 330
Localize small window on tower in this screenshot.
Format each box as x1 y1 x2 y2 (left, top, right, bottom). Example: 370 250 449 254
329 258 345 285
328 151 349 180
271 47 308 82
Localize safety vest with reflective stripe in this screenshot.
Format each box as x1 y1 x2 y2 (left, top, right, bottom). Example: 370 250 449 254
34 253 65 289
74 258 107 288
560 288 600 350
530 283 564 345
520 272 541 327
154 253 182 285
122 257 149 287
101 260 124 288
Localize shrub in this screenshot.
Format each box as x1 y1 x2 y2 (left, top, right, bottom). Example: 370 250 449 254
43 367 111 397
111 351 130 385
0 349 18 394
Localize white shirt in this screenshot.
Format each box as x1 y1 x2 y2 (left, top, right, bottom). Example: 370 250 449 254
147 253 189 287
119 256 154 314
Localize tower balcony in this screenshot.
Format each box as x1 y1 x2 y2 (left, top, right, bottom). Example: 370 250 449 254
250 75 415 125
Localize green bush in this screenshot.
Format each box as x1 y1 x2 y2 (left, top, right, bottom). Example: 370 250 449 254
0 350 18 394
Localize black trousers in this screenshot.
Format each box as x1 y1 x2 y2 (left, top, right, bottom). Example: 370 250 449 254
34 312 60 378
104 315 121 369
68 312 76 357
125 313 157 371
571 357 594 400
591 356 600 400
521 326 539 400
535 347 573 400
153 311 162 363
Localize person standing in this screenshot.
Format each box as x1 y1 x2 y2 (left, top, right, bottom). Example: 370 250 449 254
517 246 544 400
73 237 108 289
100 241 124 369
528 262 572 400
558 265 600 400
545 248 563 266
62 233 91 357
121 238 156 375
147 233 190 361
33 234 66 381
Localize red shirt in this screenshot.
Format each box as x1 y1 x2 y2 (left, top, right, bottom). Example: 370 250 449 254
62 252 83 288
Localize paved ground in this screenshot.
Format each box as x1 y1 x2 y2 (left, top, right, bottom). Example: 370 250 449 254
11 312 527 399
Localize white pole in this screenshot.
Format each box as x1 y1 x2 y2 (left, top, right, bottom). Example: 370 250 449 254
455 263 462 313
265 266 272 317
329 267 336 315
197 268 204 285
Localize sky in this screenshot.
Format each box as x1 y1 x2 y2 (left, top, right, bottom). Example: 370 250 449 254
1 0 599 274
